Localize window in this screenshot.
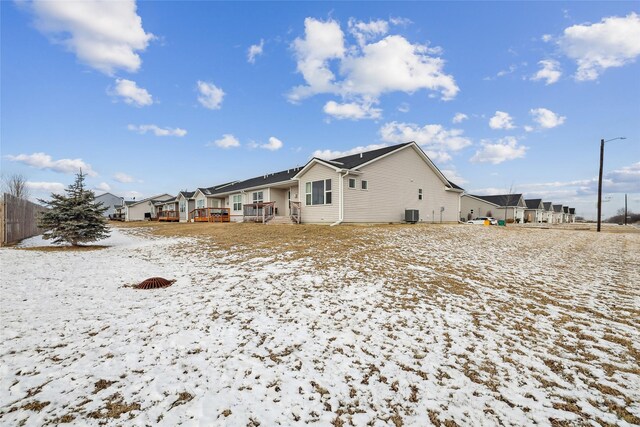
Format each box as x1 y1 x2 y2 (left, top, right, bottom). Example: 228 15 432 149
196 199 205 208
348 178 356 189
361 180 368 190
418 189 423 200
232 195 242 211
252 191 263 203
305 179 332 205
179 201 185 213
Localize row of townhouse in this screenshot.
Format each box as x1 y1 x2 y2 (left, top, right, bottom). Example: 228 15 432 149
104 141 576 225
111 142 464 224
460 194 576 224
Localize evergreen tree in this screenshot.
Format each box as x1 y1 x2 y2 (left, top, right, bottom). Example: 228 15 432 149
38 171 110 246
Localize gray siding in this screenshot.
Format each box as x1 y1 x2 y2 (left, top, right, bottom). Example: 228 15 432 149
95 193 123 217
297 163 339 223
461 196 500 220
341 146 460 223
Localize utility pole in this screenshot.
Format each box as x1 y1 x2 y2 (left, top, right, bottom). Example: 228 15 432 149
597 137 626 232
597 139 604 232
625 193 628 226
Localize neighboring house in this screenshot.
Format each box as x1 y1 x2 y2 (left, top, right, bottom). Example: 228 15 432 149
95 192 124 218
568 208 576 223
460 194 501 221
176 191 196 222
195 142 463 224
563 206 570 223
524 199 544 223
123 194 173 221
543 202 554 223
552 204 564 224
292 142 463 224
470 194 526 223
199 170 302 222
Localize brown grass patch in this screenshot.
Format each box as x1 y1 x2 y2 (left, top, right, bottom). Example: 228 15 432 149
87 393 140 419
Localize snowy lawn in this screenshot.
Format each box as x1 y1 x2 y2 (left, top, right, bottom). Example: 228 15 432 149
1 223 639 426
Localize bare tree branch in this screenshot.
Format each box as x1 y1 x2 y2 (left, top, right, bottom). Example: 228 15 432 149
2 173 30 200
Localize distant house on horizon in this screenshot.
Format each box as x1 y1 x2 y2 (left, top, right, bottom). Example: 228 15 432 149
95 192 124 218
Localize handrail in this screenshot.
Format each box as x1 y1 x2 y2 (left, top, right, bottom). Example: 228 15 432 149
243 201 275 223
189 207 231 222
290 201 301 224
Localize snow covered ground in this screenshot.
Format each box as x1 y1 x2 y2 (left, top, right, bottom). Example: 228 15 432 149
1 224 639 426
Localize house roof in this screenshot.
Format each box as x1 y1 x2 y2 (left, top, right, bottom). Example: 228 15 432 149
543 202 553 211
196 141 464 197
179 191 195 199
205 169 301 196
294 142 463 191
95 192 123 200
563 206 569 213
127 193 173 207
525 198 543 209
569 208 575 214
475 194 524 207
552 204 564 212
322 142 413 169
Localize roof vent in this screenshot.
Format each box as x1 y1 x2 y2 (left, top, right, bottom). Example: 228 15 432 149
360 153 363 158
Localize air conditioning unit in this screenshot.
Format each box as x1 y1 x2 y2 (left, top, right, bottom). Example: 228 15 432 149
405 209 419 224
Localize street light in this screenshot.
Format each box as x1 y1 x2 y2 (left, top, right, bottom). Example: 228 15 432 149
597 137 626 232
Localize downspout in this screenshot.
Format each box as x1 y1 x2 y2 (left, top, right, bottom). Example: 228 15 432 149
330 171 347 226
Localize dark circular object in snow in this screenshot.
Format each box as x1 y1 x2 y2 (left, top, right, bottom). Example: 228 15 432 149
134 277 176 290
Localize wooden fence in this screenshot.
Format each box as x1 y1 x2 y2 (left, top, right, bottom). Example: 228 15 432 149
0 193 47 246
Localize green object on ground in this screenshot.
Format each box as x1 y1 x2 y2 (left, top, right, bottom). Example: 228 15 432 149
498 220 506 226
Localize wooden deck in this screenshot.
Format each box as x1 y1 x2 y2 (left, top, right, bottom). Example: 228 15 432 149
190 207 230 222
158 210 180 222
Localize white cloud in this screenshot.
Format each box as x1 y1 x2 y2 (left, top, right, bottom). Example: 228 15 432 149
197 81 225 109
530 108 566 129
541 34 553 43
26 181 65 193
524 125 534 132
289 18 346 102
288 17 458 114
313 144 388 160
531 59 562 85
261 137 284 151
348 18 389 47
26 0 153 75
389 17 412 27
440 168 467 185
95 182 111 192
558 13 640 81
323 100 382 120
114 172 134 183
248 39 264 64
379 121 472 154
6 152 97 176
127 124 187 137
471 137 527 164
209 134 240 149
397 103 410 113
605 162 640 192
113 79 152 107
489 111 515 130
452 113 468 124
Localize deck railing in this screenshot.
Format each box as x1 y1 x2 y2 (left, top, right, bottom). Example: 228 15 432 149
109 213 125 221
190 207 230 222
158 210 180 222
243 202 275 223
290 201 301 224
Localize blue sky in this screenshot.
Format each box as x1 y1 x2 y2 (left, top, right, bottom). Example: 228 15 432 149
2 1 639 219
